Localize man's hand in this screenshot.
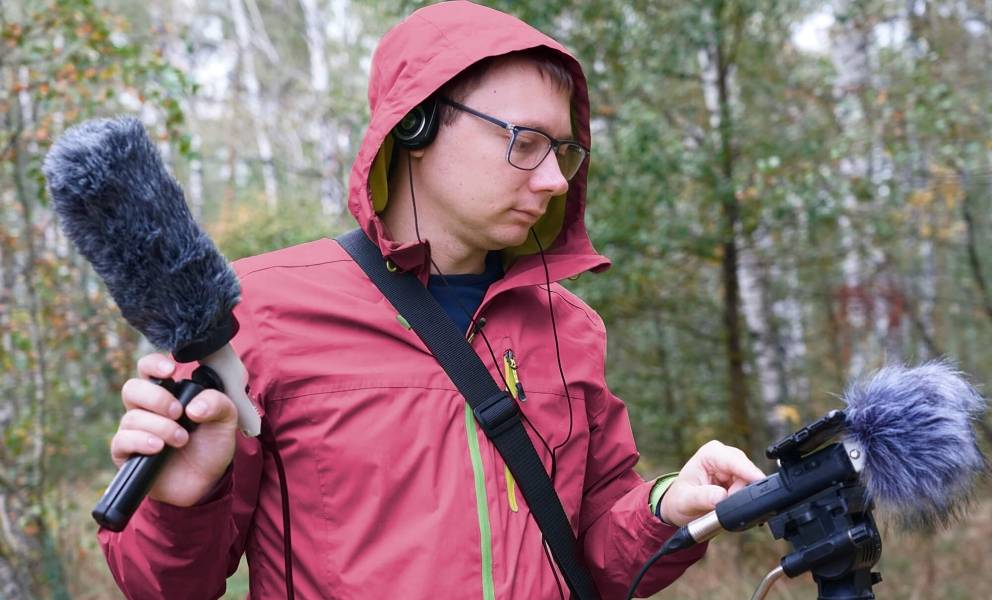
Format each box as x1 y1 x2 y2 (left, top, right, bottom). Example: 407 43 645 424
110 353 239 507
659 440 765 527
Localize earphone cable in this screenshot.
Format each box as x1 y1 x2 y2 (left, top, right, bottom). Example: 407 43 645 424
407 155 566 596
531 228 574 483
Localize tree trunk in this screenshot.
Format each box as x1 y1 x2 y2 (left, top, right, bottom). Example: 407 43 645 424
230 0 278 208
652 314 688 463
829 0 874 377
12 65 48 502
700 2 753 452
300 0 346 214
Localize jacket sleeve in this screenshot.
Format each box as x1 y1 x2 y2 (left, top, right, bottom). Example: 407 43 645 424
578 386 707 599
575 305 707 599
97 434 263 599
98 296 267 599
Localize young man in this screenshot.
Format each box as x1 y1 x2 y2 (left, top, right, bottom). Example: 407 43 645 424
100 2 763 598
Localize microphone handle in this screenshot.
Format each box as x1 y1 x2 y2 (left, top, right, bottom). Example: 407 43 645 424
92 378 205 532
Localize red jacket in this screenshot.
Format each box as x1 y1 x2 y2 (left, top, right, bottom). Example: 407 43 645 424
99 2 706 598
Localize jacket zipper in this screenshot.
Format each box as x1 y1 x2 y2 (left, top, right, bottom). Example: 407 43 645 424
501 350 523 513
502 349 526 401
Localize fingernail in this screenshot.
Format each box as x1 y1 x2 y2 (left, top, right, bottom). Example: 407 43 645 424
147 436 161 449
159 360 174 375
168 402 182 420
187 401 204 417
173 428 188 444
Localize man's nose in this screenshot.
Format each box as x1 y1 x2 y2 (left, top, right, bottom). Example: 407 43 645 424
529 152 569 197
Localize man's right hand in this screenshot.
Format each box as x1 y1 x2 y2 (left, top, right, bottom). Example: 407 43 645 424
111 353 239 507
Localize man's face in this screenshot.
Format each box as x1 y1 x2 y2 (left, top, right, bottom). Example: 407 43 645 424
413 58 572 256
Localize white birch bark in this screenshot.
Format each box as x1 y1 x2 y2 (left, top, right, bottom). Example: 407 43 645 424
830 0 877 377
230 0 279 208
699 42 788 434
301 0 346 214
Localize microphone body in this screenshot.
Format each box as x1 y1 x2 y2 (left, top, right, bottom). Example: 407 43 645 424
672 362 986 549
43 117 261 531
694 442 860 540
629 363 984 600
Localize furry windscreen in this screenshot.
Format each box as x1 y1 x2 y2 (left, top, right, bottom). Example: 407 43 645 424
43 117 240 352
843 361 987 529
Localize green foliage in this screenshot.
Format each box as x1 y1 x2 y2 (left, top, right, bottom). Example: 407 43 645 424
212 198 352 260
1 0 194 595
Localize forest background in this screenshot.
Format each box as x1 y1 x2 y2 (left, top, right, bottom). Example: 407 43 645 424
2 0 991 598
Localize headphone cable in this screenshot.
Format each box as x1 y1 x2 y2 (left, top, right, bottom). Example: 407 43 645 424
406 155 565 598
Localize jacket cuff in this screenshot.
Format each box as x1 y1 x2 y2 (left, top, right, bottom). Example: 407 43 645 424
137 468 234 538
636 480 708 563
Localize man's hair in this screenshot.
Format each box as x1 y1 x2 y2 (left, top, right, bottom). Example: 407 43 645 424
436 46 574 125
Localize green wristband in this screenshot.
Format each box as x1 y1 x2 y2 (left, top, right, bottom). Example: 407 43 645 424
649 472 679 523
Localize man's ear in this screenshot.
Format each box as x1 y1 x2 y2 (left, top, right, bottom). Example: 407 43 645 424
409 147 426 159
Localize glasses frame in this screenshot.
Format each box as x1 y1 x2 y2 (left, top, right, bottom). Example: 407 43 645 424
438 97 589 180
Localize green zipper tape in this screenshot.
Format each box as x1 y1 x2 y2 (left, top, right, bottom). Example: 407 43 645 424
465 404 496 600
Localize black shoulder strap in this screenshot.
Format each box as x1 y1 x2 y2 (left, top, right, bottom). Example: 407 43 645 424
337 229 601 600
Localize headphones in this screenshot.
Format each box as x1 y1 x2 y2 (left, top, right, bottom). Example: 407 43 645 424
392 95 440 150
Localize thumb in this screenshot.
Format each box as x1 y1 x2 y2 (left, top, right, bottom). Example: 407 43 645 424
687 484 729 514
185 389 238 426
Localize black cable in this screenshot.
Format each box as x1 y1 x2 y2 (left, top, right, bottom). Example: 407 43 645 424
625 528 695 600
406 158 566 596
531 228 574 483
531 227 572 599
407 152 423 242
259 418 295 600
406 150 555 457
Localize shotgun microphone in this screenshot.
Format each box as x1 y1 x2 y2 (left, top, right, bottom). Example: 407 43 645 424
43 117 262 531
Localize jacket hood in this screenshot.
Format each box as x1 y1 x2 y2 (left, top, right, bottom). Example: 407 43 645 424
346 0 609 284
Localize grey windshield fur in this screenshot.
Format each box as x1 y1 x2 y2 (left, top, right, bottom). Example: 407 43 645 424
42 117 240 352
843 360 988 529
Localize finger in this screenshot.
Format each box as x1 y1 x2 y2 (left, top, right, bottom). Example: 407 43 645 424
184 389 237 425
120 409 190 448
121 378 183 419
137 353 176 380
110 429 167 466
703 446 765 486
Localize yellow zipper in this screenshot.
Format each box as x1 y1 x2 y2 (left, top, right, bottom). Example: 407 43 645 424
503 349 526 401
502 350 523 512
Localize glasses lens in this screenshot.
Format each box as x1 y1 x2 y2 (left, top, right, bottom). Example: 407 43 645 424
508 129 553 170
556 144 587 180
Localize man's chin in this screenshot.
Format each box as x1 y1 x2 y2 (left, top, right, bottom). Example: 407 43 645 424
494 228 532 250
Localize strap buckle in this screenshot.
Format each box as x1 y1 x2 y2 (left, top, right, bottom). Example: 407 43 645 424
473 392 520 437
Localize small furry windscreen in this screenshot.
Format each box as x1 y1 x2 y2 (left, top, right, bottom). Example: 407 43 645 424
43 117 240 352
843 361 988 529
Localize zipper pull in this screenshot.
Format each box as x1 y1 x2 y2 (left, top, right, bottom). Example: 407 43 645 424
503 349 526 402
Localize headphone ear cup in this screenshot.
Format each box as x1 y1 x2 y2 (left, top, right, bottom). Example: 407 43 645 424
392 97 440 150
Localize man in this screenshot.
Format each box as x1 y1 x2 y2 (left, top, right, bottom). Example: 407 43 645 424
100 2 764 598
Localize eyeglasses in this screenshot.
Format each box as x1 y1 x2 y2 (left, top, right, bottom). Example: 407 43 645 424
439 97 589 181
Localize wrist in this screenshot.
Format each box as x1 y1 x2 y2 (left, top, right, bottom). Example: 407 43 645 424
649 472 679 525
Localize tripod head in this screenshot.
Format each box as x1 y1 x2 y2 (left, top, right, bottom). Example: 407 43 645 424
752 411 882 600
